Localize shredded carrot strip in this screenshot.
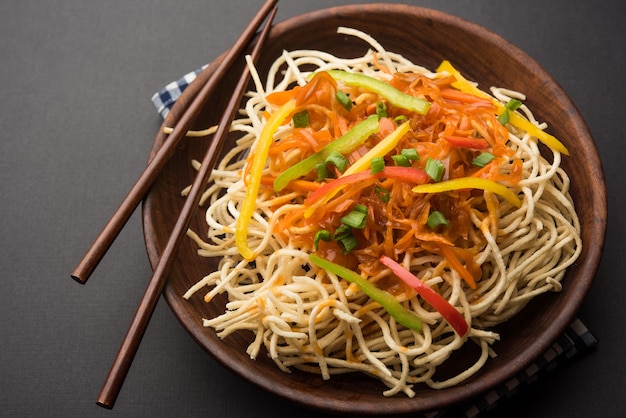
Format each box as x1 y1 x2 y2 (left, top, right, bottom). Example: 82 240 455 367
261 176 321 193
266 87 301 106
372 52 391 74
440 88 492 104
435 244 478 289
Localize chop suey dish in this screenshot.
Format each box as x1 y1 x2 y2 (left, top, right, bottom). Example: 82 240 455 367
181 28 581 397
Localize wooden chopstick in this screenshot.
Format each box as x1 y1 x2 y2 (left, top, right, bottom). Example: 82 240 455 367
71 0 278 285
94 6 278 410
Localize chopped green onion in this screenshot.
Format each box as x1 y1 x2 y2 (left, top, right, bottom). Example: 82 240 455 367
472 152 496 167
401 148 419 161
375 186 391 202
315 162 331 181
376 101 388 119
425 158 445 182
335 90 352 111
392 154 411 167
427 211 449 229
333 224 352 240
506 98 523 111
370 156 385 174
338 234 359 254
293 110 310 128
314 229 331 250
322 204 370 253
353 204 368 214
497 99 523 125
394 115 408 123
332 224 358 254
341 206 368 229
497 110 510 125
325 150 348 173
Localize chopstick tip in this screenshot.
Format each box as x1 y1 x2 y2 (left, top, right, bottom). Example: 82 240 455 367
96 400 114 410
70 274 88 285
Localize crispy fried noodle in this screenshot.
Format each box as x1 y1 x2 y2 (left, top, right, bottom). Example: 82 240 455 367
181 27 581 397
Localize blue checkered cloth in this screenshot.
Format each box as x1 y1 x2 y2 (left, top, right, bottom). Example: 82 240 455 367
151 65 207 119
151 69 598 418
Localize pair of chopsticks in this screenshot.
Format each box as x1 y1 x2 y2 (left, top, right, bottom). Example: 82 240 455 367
72 0 278 409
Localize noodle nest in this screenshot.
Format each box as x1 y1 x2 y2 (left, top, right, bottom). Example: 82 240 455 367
182 28 581 397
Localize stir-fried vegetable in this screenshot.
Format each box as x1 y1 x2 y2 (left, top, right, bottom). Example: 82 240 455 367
273 115 380 191
303 122 411 217
437 60 569 155
249 63 549 329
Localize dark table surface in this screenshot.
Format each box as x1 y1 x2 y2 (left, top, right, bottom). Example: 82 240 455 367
2 1 624 417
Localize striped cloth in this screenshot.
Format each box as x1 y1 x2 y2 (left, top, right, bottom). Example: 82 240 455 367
151 68 598 418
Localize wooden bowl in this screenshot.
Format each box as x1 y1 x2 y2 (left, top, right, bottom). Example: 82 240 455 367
142 4 606 415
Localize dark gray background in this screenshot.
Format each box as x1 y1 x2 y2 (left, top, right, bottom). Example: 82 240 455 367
1 1 624 416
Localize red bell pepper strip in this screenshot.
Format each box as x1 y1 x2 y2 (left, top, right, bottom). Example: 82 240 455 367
444 135 490 150
379 255 469 337
305 166 430 206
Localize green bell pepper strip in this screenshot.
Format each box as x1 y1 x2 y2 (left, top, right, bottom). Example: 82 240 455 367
273 115 380 192
309 254 422 332
326 70 431 115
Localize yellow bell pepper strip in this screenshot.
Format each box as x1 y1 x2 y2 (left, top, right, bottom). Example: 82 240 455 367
326 70 431 115
309 254 423 332
437 60 569 156
236 99 297 259
303 122 411 218
273 114 380 192
379 255 469 337
412 177 522 208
